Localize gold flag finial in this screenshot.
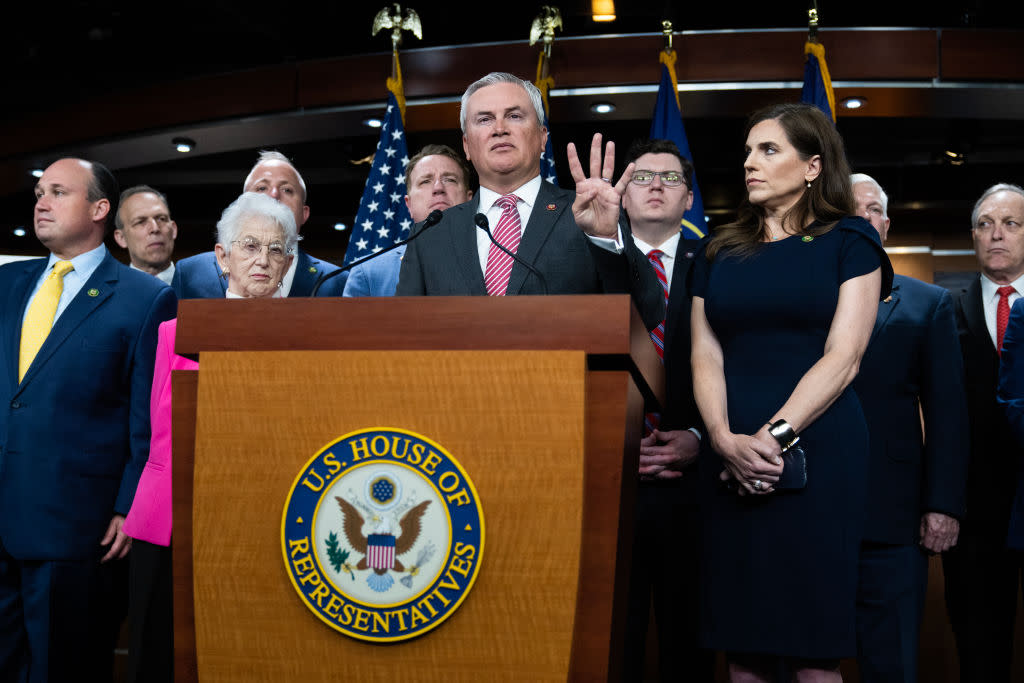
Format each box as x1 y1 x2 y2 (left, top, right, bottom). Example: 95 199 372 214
807 2 820 43
529 6 563 60
661 20 673 53
371 4 422 51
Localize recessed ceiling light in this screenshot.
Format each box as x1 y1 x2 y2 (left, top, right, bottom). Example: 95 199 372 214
591 102 615 114
30 169 43 178
591 0 615 21
840 97 866 110
13 227 26 237
334 223 347 232
363 118 383 129
172 137 196 153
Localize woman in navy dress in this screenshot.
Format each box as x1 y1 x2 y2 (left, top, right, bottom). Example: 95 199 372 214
690 103 893 681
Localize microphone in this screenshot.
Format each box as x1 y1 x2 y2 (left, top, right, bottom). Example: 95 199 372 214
474 213 548 295
311 209 444 297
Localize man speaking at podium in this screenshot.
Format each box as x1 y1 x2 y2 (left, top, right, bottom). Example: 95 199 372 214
395 72 663 330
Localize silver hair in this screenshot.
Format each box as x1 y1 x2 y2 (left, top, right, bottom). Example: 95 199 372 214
216 192 299 254
242 150 308 202
850 173 889 217
459 72 546 133
972 183 1024 228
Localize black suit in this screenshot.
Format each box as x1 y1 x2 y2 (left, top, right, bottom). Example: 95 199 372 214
395 181 664 330
943 277 1024 682
852 274 969 682
623 237 714 682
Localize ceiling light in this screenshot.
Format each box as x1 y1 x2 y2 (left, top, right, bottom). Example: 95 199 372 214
334 223 347 232
13 227 26 237
840 97 866 110
30 169 43 178
591 102 615 114
592 0 615 21
172 137 196 153
363 118 383 129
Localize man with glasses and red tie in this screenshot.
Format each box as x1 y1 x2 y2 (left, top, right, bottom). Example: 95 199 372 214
394 71 663 331
945 182 1024 682
617 139 714 682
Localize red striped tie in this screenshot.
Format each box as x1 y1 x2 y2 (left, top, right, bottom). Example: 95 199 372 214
645 249 670 434
997 285 1016 355
484 194 522 296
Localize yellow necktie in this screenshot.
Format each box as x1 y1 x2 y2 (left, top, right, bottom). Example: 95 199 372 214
19 260 74 381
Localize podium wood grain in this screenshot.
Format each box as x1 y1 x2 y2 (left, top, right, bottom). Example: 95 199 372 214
191 350 592 681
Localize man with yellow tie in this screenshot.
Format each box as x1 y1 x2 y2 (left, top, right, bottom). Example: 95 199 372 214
0 158 176 682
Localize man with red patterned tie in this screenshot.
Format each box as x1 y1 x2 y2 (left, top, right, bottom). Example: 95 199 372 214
945 182 1024 682
619 139 713 682
395 71 663 332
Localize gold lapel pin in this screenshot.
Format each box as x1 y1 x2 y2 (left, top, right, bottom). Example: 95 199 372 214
546 203 556 211
308 266 316 273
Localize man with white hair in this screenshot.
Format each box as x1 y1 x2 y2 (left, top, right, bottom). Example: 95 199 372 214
850 172 968 683
944 182 1024 682
172 150 345 298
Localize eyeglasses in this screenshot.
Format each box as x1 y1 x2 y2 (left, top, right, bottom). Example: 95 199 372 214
630 170 686 187
232 237 291 261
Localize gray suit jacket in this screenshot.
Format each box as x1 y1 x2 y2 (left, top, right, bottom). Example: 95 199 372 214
395 181 663 330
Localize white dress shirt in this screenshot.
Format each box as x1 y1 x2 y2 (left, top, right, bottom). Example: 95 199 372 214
632 232 681 292
980 272 1024 347
131 261 174 286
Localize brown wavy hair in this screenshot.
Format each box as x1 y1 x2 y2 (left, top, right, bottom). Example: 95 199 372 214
706 103 854 260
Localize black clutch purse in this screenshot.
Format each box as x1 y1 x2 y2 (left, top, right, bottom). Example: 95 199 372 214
775 445 807 490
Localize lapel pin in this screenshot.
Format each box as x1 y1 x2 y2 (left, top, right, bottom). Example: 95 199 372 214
87 288 99 297
308 266 316 273
801 235 814 242
685 251 694 258
883 295 892 303
546 203 556 211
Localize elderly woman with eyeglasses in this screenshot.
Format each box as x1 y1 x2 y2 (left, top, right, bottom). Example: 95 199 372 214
121 192 297 682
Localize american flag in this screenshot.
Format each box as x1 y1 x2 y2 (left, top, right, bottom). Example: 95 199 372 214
540 111 559 186
343 90 414 265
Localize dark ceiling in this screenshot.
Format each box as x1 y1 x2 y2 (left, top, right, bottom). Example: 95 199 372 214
2 1 1023 261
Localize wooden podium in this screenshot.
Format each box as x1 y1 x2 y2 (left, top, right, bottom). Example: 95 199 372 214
171 295 662 682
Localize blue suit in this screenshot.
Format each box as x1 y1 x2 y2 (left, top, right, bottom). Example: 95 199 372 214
0 250 177 681
343 246 403 297
998 297 1024 548
171 249 347 298
852 274 969 682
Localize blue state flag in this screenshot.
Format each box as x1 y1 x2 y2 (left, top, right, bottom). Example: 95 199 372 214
343 90 414 265
535 61 560 186
650 51 706 238
801 41 836 122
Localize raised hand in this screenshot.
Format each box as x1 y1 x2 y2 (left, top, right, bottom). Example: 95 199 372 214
567 133 635 239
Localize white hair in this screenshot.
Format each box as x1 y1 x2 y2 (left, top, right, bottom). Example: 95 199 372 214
459 72 546 133
850 173 888 217
216 192 299 254
242 150 308 202
972 183 1024 228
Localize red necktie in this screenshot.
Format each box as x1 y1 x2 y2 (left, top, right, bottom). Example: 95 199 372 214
484 194 522 296
997 285 1016 355
644 250 670 434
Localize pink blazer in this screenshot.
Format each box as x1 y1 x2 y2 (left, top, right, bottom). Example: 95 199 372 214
123 319 199 546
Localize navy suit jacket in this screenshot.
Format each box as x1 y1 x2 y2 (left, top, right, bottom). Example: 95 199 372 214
997 297 1024 547
853 274 969 544
343 246 403 297
954 277 1024 531
395 181 664 330
0 251 177 560
171 249 347 299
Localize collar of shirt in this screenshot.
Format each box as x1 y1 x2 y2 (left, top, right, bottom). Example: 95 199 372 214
23 243 108 328
980 271 1024 346
225 287 284 299
475 176 542 275
130 260 174 286
633 232 681 291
